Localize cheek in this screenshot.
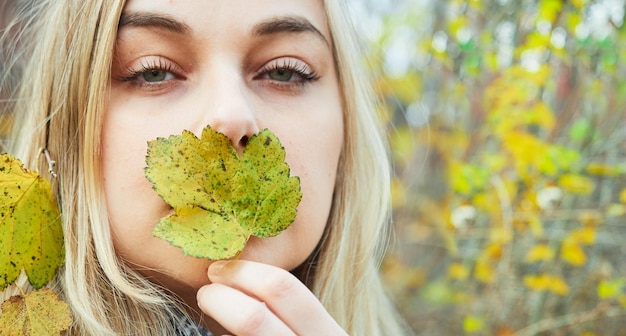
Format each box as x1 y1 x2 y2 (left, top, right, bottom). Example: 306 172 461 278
99 104 172 260
257 110 343 269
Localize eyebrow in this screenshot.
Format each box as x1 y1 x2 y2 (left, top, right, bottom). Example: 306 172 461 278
118 11 191 34
252 16 329 46
117 12 329 46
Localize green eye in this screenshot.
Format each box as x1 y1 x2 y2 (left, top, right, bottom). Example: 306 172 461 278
268 68 294 82
142 69 168 82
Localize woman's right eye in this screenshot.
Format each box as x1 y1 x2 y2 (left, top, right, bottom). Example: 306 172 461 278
117 57 183 89
139 69 174 83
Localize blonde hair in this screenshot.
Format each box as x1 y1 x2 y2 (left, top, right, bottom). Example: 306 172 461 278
1 1 409 335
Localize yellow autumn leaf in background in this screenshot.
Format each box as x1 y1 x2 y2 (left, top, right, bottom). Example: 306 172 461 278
550 276 570 295
578 211 603 227
375 72 422 104
570 0 587 10
527 102 556 130
481 242 504 261
448 262 469 280
463 315 485 333
586 163 621 176
620 188 626 203
449 16 469 40
524 31 551 50
489 229 513 245
524 274 550 291
525 244 555 263
569 227 596 245
528 214 545 238
558 174 594 195
597 278 625 300
524 274 570 295
474 260 496 284
391 178 408 210
560 241 587 266
502 131 549 171
538 0 563 23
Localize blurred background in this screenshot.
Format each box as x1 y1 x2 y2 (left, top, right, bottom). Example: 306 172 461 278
2 0 626 335
349 0 626 335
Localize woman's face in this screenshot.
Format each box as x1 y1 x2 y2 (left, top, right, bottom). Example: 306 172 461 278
102 0 342 300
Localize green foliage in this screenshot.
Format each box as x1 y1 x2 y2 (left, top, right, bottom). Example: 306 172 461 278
370 0 626 334
145 126 302 260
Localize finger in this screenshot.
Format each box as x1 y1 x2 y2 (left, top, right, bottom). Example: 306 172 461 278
207 260 347 336
197 282 296 336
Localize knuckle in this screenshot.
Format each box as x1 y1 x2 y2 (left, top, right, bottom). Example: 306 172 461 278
238 301 269 333
262 269 300 301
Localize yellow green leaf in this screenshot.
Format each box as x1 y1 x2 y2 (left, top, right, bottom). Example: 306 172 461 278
524 274 550 291
586 163 621 177
558 174 594 195
607 204 626 217
597 278 625 300
549 276 570 295
525 244 555 263
474 260 495 284
145 126 302 260
538 0 563 23
560 241 586 266
0 154 64 290
568 227 596 245
463 315 485 333
620 188 626 203
0 288 72 336
524 274 570 295
447 262 469 280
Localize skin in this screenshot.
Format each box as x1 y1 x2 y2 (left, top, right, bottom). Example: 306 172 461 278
101 0 346 334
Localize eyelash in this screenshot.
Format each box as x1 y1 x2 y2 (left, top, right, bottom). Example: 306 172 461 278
118 58 181 89
117 57 320 91
254 58 320 85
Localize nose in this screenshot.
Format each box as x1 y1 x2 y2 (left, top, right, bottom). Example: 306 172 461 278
194 66 259 155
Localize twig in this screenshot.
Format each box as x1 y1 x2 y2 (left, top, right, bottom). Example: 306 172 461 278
515 302 626 336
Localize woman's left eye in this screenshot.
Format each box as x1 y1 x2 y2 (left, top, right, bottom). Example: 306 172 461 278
267 68 297 82
255 58 319 85
140 69 174 82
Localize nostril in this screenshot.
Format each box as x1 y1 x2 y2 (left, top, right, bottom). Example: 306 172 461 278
239 135 249 147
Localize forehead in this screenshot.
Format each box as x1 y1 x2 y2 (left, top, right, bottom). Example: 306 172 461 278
120 0 331 41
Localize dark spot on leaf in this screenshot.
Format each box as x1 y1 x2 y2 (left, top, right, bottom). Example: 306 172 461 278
264 136 272 146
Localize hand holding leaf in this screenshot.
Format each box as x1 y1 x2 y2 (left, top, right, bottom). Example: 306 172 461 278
145 126 302 260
